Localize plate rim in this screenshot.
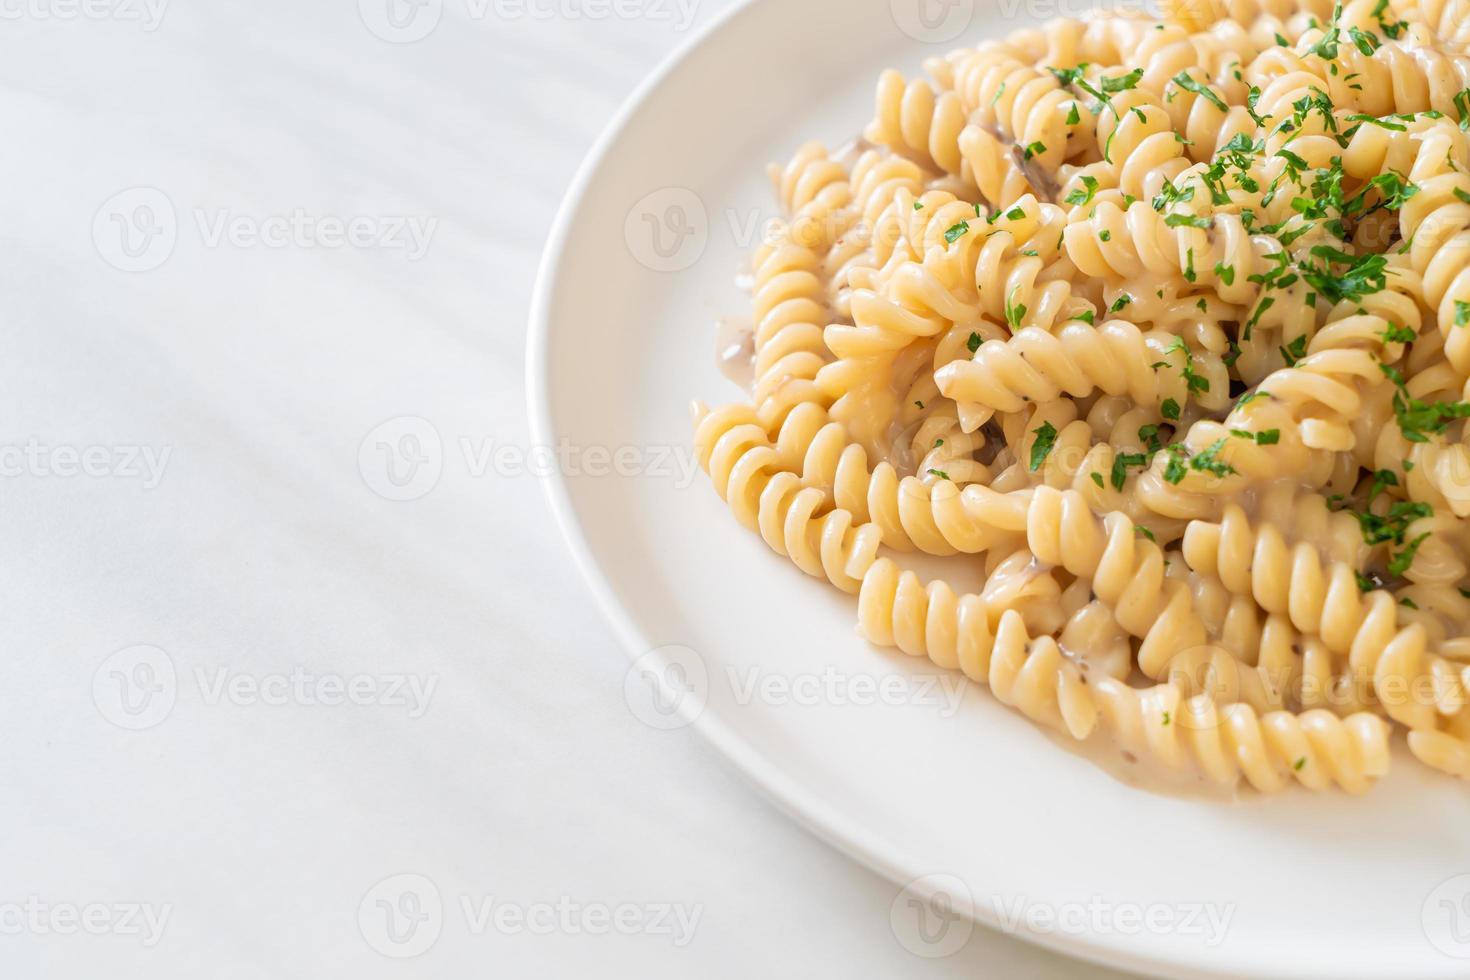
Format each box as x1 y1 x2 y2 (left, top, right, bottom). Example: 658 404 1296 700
524 5 1385 978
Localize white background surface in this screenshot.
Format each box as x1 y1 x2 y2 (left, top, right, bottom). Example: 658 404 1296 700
0 0 1142 975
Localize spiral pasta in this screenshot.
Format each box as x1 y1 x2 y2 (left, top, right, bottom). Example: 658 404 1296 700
694 2 1470 793
1181 502 1470 725
859 559 1390 793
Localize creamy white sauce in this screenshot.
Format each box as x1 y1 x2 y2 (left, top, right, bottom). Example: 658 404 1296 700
832 134 875 170
1045 728 1248 803
716 316 755 392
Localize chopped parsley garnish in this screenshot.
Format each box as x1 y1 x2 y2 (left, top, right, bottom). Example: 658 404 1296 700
1171 71 1227 111
1006 288 1027 329
1378 362 1470 442
1065 175 1100 206
1382 323 1416 344
1101 68 1144 94
1152 178 1195 212
1389 533 1431 578
1164 213 1212 230
1162 445 1190 484
1190 439 1237 479
1029 422 1058 471
1163 337 1210 394
1161 398 1181 421
1299 248 1387 306
1352 500 1432 548
944 221 970 244
1111 452 1149 490
1234 390 1272 411
1369 469 1399 502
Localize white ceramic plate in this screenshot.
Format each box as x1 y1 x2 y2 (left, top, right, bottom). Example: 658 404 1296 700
528 2 1470 976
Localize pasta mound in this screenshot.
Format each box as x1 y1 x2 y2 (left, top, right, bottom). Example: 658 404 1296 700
694 0 1470 794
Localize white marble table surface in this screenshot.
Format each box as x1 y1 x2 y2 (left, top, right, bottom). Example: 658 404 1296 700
0 1 1143 975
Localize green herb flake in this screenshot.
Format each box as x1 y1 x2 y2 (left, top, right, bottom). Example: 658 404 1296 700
1172 71 1227 111
1065 175 1100 206
1029 422 1059 472
1006 288 1028 329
